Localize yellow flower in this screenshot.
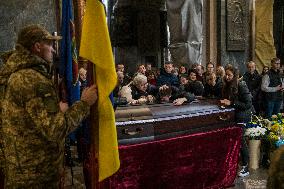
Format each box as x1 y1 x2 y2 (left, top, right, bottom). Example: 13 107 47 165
271 124 279 133
268 133 278 142
280 128 284 136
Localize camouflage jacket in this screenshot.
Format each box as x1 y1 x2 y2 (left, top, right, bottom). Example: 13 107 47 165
0 45 90 188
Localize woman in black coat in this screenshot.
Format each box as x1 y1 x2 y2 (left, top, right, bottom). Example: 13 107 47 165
220 64 253 178
221 65 253 122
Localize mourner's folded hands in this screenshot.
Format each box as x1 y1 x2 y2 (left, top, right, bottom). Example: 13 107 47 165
173 97 187 106
196 96 204 100
129 100 139 105
147 95 155 103
159 85 169 91
59 101 69 113
276 85 283 91
220 99 231 106
81 85 98 106
277 85 284 92
137 96 147 104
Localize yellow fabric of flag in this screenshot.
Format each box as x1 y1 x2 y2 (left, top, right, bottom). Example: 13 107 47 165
79 0 119 181
255 0 276 72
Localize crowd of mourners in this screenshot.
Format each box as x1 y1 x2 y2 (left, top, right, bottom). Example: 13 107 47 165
113 58 283 119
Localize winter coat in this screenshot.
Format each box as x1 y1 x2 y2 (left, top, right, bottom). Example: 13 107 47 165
157 69 179 88
0 45 90 188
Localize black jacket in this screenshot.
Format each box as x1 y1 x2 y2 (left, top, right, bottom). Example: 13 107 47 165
230 81 253 123
184 80 204 96
203 80 223 99
243 71 261 101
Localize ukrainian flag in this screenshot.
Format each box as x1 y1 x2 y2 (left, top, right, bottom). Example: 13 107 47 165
79 0 119 182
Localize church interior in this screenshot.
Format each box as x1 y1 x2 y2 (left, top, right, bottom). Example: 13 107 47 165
1 0 284 188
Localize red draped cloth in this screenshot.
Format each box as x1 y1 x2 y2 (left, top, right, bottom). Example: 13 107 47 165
106 126 242 189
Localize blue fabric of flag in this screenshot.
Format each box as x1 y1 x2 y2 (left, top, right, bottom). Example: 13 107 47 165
60 0 80 105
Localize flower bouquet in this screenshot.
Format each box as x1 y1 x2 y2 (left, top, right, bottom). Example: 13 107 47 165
267 113 284 149
244 116 267 140
245 116 267 169
244 126 267 140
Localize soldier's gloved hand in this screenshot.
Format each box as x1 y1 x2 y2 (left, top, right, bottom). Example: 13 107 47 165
81 85 98 106
59 101 69 113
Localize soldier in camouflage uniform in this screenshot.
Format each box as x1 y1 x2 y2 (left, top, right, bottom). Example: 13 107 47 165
0 25 97 188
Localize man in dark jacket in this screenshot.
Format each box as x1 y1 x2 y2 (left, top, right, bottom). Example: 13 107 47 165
0 24 97 188
157 62 179 88
243 61 262 115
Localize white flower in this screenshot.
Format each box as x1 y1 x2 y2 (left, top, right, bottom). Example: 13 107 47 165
244 126 267 139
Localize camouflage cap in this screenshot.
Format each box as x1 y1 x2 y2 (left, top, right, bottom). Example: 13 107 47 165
17 24 62 49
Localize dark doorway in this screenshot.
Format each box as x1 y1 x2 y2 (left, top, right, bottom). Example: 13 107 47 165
273 0 284 64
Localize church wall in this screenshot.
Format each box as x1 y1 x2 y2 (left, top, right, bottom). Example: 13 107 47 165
217 0 252 74
0 0 57 63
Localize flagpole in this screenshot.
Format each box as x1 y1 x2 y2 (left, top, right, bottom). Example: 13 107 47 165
73 0 86 49
54 0 61 33
86 62 100 189
88 63 111 189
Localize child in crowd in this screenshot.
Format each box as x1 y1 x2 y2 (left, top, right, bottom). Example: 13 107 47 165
146 70 157 86
203 73 222 99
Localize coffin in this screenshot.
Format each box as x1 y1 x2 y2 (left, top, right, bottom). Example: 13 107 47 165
115 99 235 145
108 100 241 189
